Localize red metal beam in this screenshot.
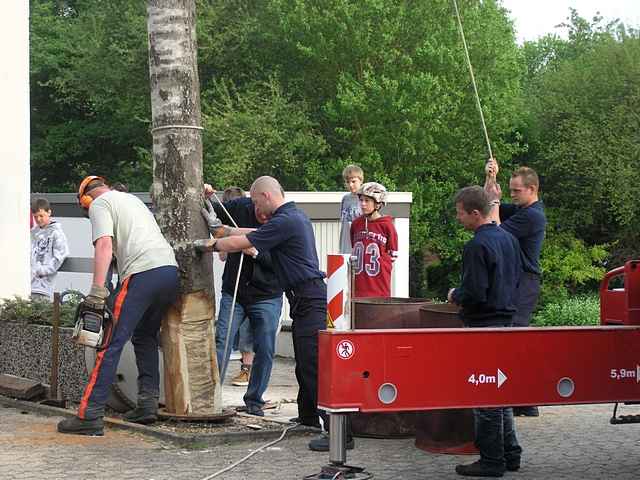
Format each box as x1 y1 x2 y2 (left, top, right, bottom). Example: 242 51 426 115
318 327 640 412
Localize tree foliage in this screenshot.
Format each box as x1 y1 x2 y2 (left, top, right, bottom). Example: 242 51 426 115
30 0 151 192
522 10 640 251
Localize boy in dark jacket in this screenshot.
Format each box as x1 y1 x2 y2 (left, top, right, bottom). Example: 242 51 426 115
448 186 523 478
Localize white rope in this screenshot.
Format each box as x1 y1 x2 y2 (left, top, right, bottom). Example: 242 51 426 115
150 124 204 134
451 0 493 160
209 191 244 381
198 423 300 480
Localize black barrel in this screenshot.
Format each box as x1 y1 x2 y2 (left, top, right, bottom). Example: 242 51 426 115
414 303 478 454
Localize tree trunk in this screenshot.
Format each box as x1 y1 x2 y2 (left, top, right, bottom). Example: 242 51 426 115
146 0 221 415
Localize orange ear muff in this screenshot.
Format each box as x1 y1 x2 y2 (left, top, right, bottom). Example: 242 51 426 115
77 175 105 210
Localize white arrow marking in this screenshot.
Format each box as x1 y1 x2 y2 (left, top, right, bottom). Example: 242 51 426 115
497 369 507 389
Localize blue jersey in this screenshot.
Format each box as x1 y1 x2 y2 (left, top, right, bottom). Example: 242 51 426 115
247 201 324 291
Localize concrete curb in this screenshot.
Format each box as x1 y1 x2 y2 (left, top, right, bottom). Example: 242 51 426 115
0 395 319 447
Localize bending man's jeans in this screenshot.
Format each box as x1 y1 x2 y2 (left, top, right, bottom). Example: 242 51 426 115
234 316 254 353
215 291 282 409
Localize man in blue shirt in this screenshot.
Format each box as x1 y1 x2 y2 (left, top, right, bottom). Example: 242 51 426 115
197 176 352 451
448 186 523 478
485 159 547 417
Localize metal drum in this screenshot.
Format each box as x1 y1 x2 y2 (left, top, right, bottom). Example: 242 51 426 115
414 303 478 454
350 297 432 438
353 297 431 329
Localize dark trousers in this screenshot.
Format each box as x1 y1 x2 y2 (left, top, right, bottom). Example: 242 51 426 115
513 272 541 327
513 272 542 414
79 266 179 420
287 279 327 426
467 317 522 465
475 407 522 467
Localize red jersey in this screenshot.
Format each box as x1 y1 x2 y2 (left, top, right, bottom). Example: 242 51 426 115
350 214 398 297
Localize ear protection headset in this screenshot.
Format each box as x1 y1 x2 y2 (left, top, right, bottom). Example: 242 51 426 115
77 175 106 210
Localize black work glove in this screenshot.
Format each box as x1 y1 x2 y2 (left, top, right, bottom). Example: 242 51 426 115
201 198 223 234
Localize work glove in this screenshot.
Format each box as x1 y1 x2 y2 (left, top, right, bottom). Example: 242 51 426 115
201 198 222 234
84 284 110 311
193 238 218 253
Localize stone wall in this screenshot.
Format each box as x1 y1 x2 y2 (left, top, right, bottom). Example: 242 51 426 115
0 322 87 402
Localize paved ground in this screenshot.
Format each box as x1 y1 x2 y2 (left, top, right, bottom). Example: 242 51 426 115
2 357 640 479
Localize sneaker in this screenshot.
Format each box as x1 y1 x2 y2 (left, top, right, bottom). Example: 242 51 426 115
245 404 264 417
57 416 104 436
123 407 158 425
455 460 505 477
231 364 251 386
308 433 354 452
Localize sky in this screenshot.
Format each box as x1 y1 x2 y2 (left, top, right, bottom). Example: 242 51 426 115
499 0 640 43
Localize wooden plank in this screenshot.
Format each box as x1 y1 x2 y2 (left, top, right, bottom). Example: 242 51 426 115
0 374 45 400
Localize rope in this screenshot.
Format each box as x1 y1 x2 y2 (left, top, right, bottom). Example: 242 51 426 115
150 124 204 134
451 0 493 160
198 423 301 480
208 191 244 381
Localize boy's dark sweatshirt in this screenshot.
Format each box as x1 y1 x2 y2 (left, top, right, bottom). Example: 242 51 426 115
451 223 522 327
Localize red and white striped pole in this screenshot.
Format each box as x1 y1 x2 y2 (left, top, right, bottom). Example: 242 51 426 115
326 254 351 330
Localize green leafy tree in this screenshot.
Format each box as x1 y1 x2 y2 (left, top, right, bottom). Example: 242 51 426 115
521 11 640 262
30 0 151 192
202 79 330 190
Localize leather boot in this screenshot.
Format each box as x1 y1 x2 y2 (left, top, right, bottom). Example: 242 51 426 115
124 396 158 425
57 416 104 436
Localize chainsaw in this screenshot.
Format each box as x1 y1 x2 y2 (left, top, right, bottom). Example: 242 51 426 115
67 291 114 350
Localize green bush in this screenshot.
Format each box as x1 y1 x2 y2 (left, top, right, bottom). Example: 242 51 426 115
0 293 83 328
539 231 608 306
532 294 600 327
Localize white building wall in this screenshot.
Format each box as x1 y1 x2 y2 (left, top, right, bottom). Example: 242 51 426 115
0 3 30 301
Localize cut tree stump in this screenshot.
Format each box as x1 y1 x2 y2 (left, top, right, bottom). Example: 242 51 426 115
0 374 45 400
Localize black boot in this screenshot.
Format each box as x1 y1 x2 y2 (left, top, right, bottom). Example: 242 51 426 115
455 460 505 477
289 416 321 428
308 433 355 452
124 396 158 425
57 416 104 436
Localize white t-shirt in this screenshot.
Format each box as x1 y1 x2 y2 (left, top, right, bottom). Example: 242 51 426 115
89 190 177 280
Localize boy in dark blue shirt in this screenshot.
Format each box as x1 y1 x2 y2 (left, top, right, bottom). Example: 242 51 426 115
486 160 547 417
448 186 523 478
485 160 546 324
